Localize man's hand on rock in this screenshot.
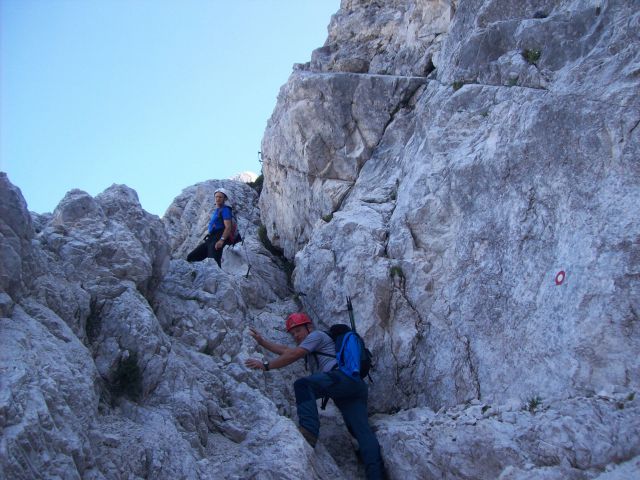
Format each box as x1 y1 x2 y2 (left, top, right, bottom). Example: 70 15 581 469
248 327 265 346
245 358 265 370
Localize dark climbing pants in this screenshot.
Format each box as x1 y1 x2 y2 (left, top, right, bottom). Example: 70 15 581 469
187 230 224 267
294 371 384 480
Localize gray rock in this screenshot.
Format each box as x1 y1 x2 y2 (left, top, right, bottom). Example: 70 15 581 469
0 173 38 299
260 71 427 258
375 395 640 480
0 304 100 479
0 174 338 479
259 0 639 477
312 0 452 77
269 0 640 415
2 1 640 479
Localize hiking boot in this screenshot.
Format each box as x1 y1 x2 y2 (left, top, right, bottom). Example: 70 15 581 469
298 426 318 448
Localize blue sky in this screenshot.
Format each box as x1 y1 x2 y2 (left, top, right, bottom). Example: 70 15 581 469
1 0 339 216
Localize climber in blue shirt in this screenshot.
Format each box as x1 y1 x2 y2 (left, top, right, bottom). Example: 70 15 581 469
187 188 234 267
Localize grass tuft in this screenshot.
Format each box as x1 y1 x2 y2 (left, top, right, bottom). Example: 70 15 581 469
524 395 543 413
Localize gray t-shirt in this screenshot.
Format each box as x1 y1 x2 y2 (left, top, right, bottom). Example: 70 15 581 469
299 330 337 373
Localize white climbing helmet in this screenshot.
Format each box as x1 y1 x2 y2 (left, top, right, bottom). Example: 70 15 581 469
214 187 231 205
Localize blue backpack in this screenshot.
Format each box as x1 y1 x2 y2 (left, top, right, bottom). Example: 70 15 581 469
314 297 374 410
316 324 373 411
316 324 373 380
333 325 373 380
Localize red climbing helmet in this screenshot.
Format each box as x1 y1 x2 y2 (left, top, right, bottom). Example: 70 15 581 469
285 312 312 332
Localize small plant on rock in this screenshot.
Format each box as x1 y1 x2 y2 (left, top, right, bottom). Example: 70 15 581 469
283 258 295 285
523 48 542 65
391 179 400 201
322 213 333 223
390 265 405 279
86 299 103 344
452 80 465 91
525 395 543 413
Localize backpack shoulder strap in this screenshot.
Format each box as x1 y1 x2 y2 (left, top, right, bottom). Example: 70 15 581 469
315 329 338 358
314 351 334 358
217 205 235 225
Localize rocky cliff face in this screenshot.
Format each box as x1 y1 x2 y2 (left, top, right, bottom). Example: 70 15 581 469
259 0 639 476
0 174 342 479
2 1 639 479
261 0 639 413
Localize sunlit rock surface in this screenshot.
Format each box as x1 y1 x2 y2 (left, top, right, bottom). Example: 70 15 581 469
2 0 640 478
1 174 341 479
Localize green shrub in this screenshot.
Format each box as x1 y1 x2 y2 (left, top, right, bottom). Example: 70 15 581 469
390 265 405 279
523 48 542 65
524 395 542 413
322 213 333 223
452 81 464 91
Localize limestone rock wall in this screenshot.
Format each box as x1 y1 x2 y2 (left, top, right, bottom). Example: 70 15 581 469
260 71 428 258
261 0 639 411
259 5 640 478
1 162 638 480
311 0 452 77
376 394 640 479
2 0 640 478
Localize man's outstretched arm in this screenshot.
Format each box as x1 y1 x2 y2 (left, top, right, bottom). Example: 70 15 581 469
248 327 288 354
245 346 307 371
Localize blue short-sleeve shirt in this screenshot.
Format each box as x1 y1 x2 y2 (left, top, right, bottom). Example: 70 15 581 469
208 205 232 232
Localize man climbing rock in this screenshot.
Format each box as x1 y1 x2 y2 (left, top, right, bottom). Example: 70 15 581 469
186 187 235 267
245 312 385 480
